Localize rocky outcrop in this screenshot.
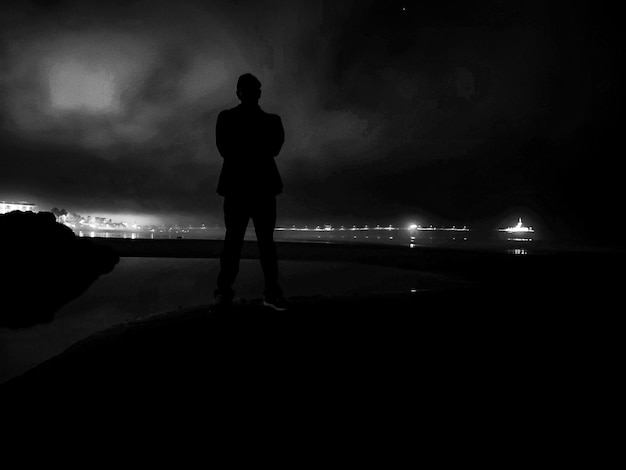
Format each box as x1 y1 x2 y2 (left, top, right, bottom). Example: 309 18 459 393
0 211 119 328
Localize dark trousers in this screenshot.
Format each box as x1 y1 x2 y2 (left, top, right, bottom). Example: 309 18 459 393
215 195 282 299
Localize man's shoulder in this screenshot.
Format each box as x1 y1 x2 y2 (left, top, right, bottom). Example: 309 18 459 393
218 105 281 122
265 112 281 120
218 107 237 118
262 111 282 126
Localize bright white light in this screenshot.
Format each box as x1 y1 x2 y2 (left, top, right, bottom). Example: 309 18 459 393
408 224 418 230
500 217 534 233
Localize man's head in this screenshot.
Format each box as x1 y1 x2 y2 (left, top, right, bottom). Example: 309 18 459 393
236 73 261 105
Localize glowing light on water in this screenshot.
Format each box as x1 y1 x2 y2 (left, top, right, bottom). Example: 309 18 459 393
500 218 534 233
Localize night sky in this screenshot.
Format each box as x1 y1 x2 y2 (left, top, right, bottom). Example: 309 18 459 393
0 0 621 243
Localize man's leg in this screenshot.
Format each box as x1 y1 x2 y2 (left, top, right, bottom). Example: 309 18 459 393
215 197 249 301
252 196 282 299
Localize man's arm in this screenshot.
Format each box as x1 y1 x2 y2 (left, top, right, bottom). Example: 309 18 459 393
215 111 233 159
267 115 284 158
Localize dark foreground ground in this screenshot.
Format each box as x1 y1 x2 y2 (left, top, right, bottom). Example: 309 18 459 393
1 240 621 458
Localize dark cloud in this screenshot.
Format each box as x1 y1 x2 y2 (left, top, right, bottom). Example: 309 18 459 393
0 0 621 242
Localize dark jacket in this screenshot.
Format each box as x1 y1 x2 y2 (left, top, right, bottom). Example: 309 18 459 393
216 103 284 197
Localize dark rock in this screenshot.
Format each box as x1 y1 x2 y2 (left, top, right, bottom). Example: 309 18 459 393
0 211 119 328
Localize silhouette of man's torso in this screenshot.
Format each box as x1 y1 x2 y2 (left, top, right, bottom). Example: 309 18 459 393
216 104 284 197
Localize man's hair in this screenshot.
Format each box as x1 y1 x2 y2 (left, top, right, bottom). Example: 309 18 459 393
237 73 261 92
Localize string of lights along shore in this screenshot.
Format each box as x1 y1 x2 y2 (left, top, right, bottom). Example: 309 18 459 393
1 200 535 242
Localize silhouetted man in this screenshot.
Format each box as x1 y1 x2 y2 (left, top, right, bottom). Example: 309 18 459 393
213 73 287 311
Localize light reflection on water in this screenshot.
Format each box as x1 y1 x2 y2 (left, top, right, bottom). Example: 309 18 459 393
75 228 534 253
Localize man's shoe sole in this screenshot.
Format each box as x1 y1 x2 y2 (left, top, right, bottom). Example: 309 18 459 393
263 300 287 311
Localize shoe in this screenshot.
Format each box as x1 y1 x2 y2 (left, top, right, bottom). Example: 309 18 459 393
263 296 288 311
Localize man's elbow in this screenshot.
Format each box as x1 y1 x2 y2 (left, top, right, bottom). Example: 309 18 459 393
216 142 234 158
270 145 283 157
271 136 284 157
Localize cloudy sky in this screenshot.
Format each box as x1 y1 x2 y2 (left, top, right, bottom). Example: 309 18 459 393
0 0 620 241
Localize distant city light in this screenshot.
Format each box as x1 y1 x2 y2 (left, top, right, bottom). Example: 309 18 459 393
500 218 534 233
0 201 37 214
10 203 543 248
407 223 469 232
